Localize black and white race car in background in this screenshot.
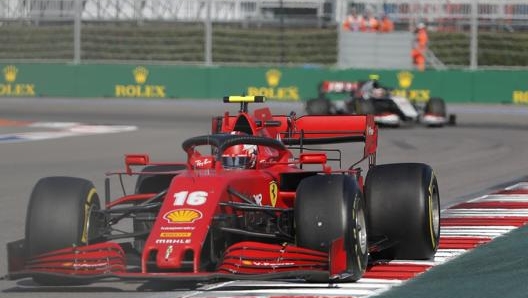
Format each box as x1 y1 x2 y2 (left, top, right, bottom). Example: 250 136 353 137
305 79 456 127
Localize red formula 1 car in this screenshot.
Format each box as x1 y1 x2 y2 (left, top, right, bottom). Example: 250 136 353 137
6 96 440 286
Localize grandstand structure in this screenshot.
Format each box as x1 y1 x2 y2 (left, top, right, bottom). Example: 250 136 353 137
1 0 527 25
0 0 527 69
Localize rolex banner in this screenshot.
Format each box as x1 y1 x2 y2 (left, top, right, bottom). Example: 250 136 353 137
0 63 527 104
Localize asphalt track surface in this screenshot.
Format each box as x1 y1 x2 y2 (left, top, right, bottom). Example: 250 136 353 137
0 97 527 297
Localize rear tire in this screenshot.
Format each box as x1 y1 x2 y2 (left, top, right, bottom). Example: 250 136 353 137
365 163 440 260
25 176 102 285
305 98 331 115
295 175 368 281
347 98 375 115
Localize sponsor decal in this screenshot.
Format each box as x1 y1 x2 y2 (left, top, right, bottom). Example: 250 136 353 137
160 226 195 231
155 238 192 244
269 181 278 207
247 260 295 267
160 232 192 238
62 262 109 269
513 90 528 104
115 66 166 98
247 69 300 101
242 260 252 266
164 245 173 259
367 125 375 136
194 158 212 168
163 209 202 224
0 65 36 96
253 193 263 206
392 71 430 102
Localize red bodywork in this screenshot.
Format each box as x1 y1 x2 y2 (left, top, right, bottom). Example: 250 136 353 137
6 99 378 283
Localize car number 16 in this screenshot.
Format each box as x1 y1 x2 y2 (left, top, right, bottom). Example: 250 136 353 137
173 191 208 206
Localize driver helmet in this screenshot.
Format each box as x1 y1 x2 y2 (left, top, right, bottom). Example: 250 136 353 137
222 143 258 169
368 74 380 88
222 132 258 169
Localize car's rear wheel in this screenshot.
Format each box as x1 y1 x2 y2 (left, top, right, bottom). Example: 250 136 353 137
25 176 103 285
365 163 440 260
305 97 331 115
352 98 376 115
295 174 368 281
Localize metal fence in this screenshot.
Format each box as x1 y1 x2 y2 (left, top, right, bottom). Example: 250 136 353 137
2 0 528 24
0 0 527 69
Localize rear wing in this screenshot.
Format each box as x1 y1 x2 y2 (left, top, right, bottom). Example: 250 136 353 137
214 95 377 163
319 80 361 94
278 114 377 161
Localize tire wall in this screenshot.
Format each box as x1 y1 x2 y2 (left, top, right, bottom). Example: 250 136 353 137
0 63 527 104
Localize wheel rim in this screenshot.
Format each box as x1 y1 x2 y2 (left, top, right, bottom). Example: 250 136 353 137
85 199 102 244
86 203 98 244
356 205 368 255
431 185 440 240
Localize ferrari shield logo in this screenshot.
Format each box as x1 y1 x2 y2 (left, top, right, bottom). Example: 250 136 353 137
269 181 278 207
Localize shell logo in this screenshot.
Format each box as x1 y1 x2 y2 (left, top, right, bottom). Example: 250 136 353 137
163 209 202 224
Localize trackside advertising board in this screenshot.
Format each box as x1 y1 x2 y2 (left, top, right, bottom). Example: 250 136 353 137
0 63 527 104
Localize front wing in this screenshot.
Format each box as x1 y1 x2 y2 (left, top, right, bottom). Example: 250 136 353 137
6 240 343 284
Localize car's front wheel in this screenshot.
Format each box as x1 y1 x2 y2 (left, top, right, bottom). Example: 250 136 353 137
25 176 103 285
365 163 440 260
295 174 368 282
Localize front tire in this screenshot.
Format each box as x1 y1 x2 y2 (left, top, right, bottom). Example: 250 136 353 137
365 163 440 260
425 97 446 117
295 175 368 281
25 176 102 285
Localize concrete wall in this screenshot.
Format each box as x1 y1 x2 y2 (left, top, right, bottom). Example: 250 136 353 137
338 31 413 70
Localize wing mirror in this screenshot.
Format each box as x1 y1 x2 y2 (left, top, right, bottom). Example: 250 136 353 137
125 154 150 174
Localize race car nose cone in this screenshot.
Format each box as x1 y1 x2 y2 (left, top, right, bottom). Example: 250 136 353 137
154 245 195 270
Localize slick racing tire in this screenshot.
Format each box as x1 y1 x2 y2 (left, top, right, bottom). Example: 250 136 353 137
305 97 332 115
364 163 440 260
346 98 375 115
25 176 102 285
133 164 186 254
295 175 368 282
425 97 447 118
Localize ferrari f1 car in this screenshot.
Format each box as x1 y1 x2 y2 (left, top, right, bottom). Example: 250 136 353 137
6 95 440 285
305 79 456 127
